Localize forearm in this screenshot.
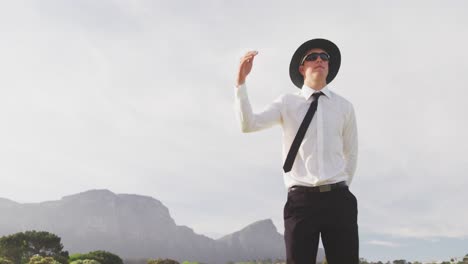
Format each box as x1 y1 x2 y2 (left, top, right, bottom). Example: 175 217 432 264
234 83 257 132
233 83 282 133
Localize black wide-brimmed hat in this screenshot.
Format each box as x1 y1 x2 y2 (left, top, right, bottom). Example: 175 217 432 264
289 38 341 88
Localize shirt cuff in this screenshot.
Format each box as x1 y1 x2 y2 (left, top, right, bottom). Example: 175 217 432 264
234 83 247 98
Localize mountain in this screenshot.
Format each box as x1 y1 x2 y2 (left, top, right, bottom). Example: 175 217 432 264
0 189 293 263
218 219 284 262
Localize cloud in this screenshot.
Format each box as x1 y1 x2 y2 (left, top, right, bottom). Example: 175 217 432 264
366 240 403 248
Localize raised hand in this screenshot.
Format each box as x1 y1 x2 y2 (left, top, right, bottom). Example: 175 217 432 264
236 50 258 87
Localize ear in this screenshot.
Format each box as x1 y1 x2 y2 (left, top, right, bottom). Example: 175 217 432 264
299 65 305 76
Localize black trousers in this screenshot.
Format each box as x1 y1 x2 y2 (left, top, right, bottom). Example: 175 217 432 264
283 186 359 264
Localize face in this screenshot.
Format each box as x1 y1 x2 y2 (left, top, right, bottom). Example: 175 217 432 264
299 48 329 80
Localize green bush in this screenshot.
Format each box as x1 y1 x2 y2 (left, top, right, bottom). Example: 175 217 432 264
69 251 122 264
147 259 180 264
69 260 101 264
0 257 13 264
28 255 61 264
0 231 68 264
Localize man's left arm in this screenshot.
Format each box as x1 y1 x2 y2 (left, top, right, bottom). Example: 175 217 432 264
343 103 358 186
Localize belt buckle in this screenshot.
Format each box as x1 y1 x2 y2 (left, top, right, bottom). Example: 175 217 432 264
319 185 331 192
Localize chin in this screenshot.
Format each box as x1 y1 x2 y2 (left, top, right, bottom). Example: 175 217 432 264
310 72 326 78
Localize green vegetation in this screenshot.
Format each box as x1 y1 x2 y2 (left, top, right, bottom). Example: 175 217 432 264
147 259 179 264
27 256 60 264
69 251 122 264
0 231 466 264
69 260 101 264
0 256 13 264
0 231 68 264
357 259 467 264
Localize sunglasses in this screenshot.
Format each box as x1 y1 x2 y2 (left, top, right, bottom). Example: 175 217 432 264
301 52 330 64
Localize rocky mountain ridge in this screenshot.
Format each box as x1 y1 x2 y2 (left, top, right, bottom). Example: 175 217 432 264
0 189 302 263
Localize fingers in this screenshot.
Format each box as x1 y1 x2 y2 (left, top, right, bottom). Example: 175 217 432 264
240 50 258 64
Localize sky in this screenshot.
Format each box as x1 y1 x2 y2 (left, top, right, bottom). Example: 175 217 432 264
0 0 467 262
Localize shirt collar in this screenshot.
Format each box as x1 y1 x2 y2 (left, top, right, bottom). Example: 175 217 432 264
301 84 332 100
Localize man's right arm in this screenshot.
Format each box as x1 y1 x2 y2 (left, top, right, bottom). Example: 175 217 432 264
234 83 282 133
233 50 282 132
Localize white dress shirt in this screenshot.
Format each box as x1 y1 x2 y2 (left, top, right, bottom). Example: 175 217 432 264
234 83 358 189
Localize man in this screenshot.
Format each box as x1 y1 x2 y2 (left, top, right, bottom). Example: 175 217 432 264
233 39 358 264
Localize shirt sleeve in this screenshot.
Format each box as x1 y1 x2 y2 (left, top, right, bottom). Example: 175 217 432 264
343 103 358 185
234 83 282 133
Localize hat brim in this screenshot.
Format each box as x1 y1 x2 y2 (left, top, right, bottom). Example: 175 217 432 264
289 38 341 88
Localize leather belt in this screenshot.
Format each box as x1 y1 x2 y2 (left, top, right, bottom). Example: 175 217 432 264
288 181 348 193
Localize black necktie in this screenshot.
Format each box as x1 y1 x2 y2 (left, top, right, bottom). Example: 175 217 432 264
283 92 323 173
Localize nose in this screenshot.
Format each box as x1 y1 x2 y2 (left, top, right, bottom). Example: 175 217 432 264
315 59 324 66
